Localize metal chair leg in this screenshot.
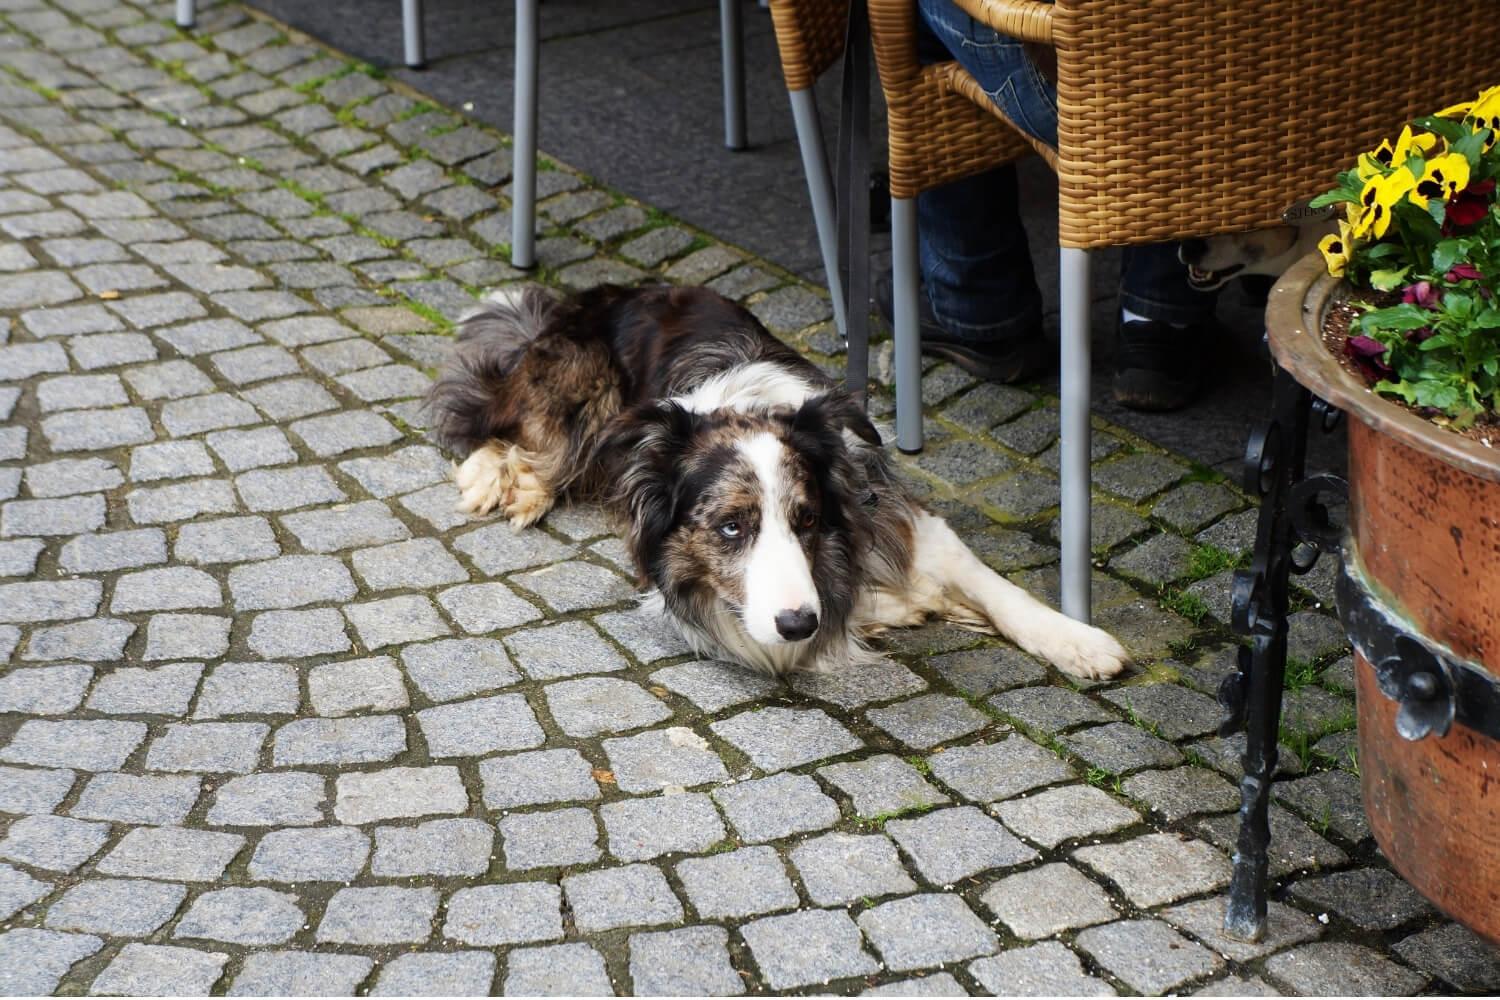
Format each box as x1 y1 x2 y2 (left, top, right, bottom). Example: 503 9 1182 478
176 0 194 29
511 0 539 270
403 0 425 69
1059 245 1092 622
891 197 923 453
721 0 747 150
788 88 846 338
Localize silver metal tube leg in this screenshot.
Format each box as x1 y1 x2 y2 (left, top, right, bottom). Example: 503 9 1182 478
511 0 539 269
891 197 923 453
721 0 746 150
788 89 845 337
402 0 425 69
1060 246 1093 622
176 0 194 29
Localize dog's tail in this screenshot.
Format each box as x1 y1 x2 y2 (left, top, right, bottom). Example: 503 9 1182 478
425 285 558 456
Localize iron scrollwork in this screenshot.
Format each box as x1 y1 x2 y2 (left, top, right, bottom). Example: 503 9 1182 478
1218 366 1347 942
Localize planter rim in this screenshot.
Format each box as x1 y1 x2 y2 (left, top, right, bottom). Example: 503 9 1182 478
1267 253 1500 484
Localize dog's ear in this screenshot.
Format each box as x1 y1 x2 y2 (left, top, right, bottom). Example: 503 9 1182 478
598 402 699 582
790 391 882 448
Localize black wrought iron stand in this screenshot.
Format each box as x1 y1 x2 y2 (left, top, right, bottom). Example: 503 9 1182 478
1218 365 1348 941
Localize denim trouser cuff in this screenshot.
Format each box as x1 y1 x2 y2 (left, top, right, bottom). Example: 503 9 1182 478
927 287 1043 342
1117 289 1217 328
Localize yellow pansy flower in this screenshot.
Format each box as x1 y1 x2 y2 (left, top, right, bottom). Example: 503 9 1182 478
1356 151 1388 182
1372 125 1436 169
1409 151 1471 209
1318 221 1355 278
1353 169 1416 238
1467 84 1500 151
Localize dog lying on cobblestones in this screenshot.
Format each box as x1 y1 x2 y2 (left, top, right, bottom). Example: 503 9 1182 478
426 284 1129 680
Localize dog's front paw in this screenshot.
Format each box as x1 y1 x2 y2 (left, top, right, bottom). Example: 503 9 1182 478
504 466 553 531
453 444 512 517
1045 620 1131 680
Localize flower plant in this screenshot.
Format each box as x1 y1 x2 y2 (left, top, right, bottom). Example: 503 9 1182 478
1313 85 1500 427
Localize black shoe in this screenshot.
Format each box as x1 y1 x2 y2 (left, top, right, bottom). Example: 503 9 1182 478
873 275 1046 384
1112 319 1202 411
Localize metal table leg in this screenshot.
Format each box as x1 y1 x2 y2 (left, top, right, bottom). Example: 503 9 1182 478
511 0 539 270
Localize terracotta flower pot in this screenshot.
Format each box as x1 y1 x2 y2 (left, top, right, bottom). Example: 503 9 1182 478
1267 253 1500 946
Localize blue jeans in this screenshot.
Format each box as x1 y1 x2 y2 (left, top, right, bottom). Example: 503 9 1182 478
915 0 1217 338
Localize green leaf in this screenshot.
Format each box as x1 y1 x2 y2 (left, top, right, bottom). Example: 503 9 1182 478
1357 302 1437 333
1474 307 1500 330
1432 238 1469 271
1413 116 1468 142
1418 332 1454 350
1428 196 1448 227
1362 242 1403 260
1309 189 1356 208
1375 378 1419 403
1453 128 1489 166
1369 267 1409 291
1412 379 1461 411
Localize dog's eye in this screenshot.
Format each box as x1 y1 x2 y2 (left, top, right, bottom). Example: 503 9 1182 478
797 510 818 531
718 521 742 540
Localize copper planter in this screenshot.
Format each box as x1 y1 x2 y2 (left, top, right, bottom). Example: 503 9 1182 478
1268 254 1500 946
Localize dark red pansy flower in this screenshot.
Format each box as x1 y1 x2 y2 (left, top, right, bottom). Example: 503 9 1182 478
1446 262 1482 282
1346 334 1393 382
1402 280 1442 308
1446 178 1496 228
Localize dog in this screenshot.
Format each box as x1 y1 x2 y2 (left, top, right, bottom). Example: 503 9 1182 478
425 283 1129 680
1177 214 1336 291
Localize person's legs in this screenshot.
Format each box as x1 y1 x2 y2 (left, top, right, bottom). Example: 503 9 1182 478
897 0 1054 378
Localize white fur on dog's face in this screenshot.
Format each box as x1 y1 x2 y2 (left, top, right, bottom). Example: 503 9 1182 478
737 432 821 646
1178 225 1324 289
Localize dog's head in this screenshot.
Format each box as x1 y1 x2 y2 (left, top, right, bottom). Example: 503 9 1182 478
1177 228 1308 290
602 393 875 650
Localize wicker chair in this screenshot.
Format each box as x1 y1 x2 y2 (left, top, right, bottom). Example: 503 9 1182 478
869 0 1500 620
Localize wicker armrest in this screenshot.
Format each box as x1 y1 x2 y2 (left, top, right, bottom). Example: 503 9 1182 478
951 0 1053 44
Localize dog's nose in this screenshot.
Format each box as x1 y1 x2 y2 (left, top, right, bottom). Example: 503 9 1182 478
774 606 819 641
1178 238 1208 264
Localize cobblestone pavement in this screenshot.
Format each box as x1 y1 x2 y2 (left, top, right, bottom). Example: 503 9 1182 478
1 0 1499 995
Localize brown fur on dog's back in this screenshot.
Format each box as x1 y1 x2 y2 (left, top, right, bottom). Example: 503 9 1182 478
426 287 623 495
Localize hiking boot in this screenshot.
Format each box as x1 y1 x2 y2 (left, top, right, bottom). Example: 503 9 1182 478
874 274 1046 383
1112 319 1203 411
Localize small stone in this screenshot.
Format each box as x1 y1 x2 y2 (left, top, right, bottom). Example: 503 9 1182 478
334 765 468 824
86 661 204 716
435 582 544 633
545 677 671 737
865 693 989 748
195 662 299 718
248 827 369 883
235 466 346 511
858 893 998 972
343 595 450 648
927 737 1074 803
995 784 1140 848
45 756 178 826
887 805 1038 884
1393 922 1500 992
601 792 726 861
371 952 496 997
1073 832 1231 907
309 656 408 716
1121 767 1239 823
97 826 244 882
969 941 1117 997
88 944 228 996
0 766 74 815
740 908 879 990
1 719 144 771
146 721 268 773
677 846 798 919
0 929 102 996
316 886 439 945
790 832 917 906
1265 942 1429 996
480 749 600 809
503 943 613 997
711 772 840 843
143 614 232 661
372 818 493 877
711 707 862 773
208 771 325 827
563 862 684 932
175 887 304 945
629 925 745 997
1162 896 1323 963
0 815 108 873
1063 722 1184 774
927 647 1047 696
604 727 729 793
0 665 91 716
416 693 544 757
229 952 374 997
818 755 949 818
1288 867 1434 931
279 500 409 552
444 882 563 946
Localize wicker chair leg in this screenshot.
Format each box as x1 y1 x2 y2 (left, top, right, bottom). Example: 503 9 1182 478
1059 246 1093 622
890 197 923 454
403 0 426 69
176 0 193 29
721 0 747 150
788 89 846 337
511 0 540 270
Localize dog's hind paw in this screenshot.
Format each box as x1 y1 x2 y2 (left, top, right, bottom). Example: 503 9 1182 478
454 442 513 517
504 466 553 531
1044 620 1132 681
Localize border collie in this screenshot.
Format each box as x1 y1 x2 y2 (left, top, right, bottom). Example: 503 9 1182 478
426 284 1129 680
